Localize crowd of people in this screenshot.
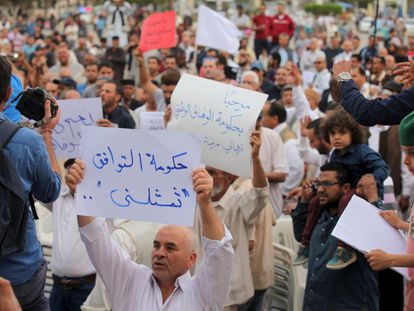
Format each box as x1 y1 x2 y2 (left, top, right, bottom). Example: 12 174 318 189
2 0 414 311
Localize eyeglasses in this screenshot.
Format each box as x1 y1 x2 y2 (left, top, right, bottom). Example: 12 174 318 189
313 61 323 64
316 181 339 187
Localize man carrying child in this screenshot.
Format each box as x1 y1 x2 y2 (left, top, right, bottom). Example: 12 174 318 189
292 162 380 310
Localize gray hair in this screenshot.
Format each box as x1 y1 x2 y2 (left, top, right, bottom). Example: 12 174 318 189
242 71 259 85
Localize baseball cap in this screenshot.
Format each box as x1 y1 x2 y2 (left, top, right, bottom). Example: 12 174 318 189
251 61 264 71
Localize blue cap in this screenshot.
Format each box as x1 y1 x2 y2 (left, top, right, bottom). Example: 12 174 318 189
251 61 264 71
53 77 77 89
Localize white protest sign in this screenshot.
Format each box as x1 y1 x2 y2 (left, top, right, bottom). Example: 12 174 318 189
302 70 315 88
140 112 165 130
76 127 201 226
168 73 268 177
52 98 102 158
332 195 409 279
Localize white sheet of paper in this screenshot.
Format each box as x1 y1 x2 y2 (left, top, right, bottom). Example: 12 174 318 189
140 112 165 130
332 195 409 279
167 73 268 177
302 70 315 88
76 127 201 226
52 98 103 158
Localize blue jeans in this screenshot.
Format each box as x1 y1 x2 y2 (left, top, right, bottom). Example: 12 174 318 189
49 279 95 311
237 289 268 311
13 259 49 311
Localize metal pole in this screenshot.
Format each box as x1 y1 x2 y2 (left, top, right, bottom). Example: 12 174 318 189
373 0 380 54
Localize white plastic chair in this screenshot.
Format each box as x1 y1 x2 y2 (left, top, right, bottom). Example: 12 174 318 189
272 216 301 253
272 218 307 311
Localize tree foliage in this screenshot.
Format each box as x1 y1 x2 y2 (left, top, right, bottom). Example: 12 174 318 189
304 3 343 16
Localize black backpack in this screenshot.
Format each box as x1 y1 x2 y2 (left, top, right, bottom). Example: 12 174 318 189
0 119 37 258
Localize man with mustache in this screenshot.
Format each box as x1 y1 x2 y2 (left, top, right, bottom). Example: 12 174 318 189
66 160 234 311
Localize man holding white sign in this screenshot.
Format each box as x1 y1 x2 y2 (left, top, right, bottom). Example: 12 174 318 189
67 160 234 311
194 130 269 310
291 162 379 311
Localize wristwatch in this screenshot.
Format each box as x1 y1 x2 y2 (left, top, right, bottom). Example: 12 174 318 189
337 72 352 85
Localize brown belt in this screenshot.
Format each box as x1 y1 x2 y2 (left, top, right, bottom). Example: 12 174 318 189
52 273 96 288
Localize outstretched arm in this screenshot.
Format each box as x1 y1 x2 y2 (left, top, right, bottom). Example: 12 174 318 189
192 168 224 240
333 60 414 126
65 159 95 227
251 130 268 189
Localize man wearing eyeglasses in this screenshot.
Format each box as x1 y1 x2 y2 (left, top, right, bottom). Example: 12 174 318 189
292 162 380 311
312 55 331 94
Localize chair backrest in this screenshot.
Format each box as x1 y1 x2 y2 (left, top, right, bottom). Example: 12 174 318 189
272 216 300 253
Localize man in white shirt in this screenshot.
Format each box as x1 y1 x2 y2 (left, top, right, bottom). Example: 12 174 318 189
194 131 269 310
81 221 162 311
40 159 96 311
300 37 326 74
49 43 86 85
261 101 304 196
231 4 251 31
66 160 234 311
350 66 370 98
312 55 331 94
333 40 353 64
240 74 288 217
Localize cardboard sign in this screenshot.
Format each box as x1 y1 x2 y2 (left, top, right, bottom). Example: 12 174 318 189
168 73 268 177
140 112 165 130
52 98 102 158
139 11 176 52
332 195 409 279
76 127 201 226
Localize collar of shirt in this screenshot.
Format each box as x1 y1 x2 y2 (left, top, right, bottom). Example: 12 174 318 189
318 68 329 75
150 270 192 294
212 184 237 211
333 143 357 157
273 122 287 134
60 184 71 197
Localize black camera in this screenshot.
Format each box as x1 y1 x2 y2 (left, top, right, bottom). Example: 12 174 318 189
15 87 57 122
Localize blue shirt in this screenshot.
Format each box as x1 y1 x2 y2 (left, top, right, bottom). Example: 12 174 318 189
292 201 379 311
0 112 61 285
330 144 389 198
3 74 22 123
340 80 414 126
77 82 87 96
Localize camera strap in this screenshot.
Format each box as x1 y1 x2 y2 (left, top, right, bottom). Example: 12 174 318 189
18 120 44 129
2 90 23 112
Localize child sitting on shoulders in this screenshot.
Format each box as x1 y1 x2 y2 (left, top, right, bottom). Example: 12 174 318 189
294 110 389 270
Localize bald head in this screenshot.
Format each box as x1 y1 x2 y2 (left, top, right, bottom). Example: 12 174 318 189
151 225 197 285
64 90 81 99
157 225 196 251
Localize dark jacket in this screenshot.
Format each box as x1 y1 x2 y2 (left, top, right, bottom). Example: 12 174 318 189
292 201 379 311
340 80 414 126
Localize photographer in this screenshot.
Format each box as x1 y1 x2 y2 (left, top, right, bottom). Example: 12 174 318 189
0 55 61 310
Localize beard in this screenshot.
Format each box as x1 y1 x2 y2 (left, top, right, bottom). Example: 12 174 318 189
103 98 115 109
211 184 224 198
